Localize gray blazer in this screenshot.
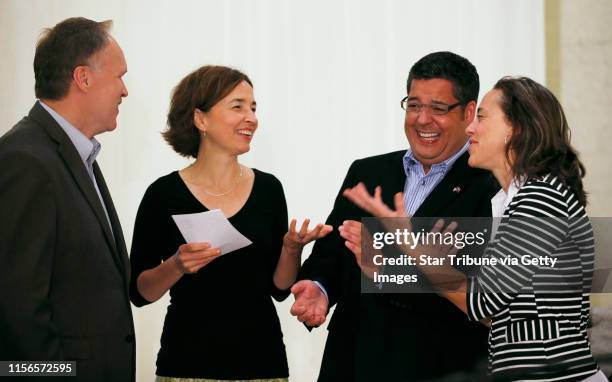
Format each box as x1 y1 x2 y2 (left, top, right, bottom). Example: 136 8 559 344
0 103 135 382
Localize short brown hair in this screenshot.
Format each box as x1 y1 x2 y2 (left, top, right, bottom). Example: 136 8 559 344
34 17 113 100
163 65 252 158
495 76 587 206
407 51 479 106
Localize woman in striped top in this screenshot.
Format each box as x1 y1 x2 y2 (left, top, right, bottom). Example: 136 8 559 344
342 77 605 381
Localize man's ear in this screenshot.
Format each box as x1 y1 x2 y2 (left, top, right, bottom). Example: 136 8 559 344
73 66 91 92
463 100 477 123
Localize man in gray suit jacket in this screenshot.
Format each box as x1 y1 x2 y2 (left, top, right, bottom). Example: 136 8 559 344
0 18 134 381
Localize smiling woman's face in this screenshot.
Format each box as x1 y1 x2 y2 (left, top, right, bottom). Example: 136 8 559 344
465 89 512 173
195 80 258 156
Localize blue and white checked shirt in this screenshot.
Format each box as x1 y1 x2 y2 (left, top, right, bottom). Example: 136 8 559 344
402 140 470 215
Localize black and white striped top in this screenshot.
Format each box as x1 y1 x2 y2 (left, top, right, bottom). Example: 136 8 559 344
466 175 600 381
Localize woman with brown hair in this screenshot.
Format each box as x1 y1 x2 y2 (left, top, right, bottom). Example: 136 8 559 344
342 77 605 381
129 65 331 381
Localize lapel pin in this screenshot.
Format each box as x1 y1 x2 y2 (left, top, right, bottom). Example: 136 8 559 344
452 185 462 193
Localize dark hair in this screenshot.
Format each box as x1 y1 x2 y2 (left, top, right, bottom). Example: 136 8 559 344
494 76 587 206
34 17 113 100
407 51 479 106
163 65 252 158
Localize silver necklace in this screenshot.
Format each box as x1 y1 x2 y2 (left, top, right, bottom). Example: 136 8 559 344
200 165 243 197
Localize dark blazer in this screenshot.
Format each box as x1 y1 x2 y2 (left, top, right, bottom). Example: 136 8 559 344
300 149 498 382
0 103 135 382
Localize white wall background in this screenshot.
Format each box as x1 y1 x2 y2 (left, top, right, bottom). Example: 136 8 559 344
558 0 612 317
0 1 545 381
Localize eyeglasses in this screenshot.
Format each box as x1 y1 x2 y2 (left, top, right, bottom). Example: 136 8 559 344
401 96 463 116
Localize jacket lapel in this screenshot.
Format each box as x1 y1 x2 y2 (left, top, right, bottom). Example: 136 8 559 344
93 162 130 280
29 103 123 273
382 152 408 206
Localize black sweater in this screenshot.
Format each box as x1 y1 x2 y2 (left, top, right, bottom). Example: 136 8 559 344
129 169 290 379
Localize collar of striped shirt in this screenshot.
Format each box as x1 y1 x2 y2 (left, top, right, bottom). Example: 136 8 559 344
401 139 470 215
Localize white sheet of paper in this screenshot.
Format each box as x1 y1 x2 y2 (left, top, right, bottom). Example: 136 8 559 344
171 209 252 255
